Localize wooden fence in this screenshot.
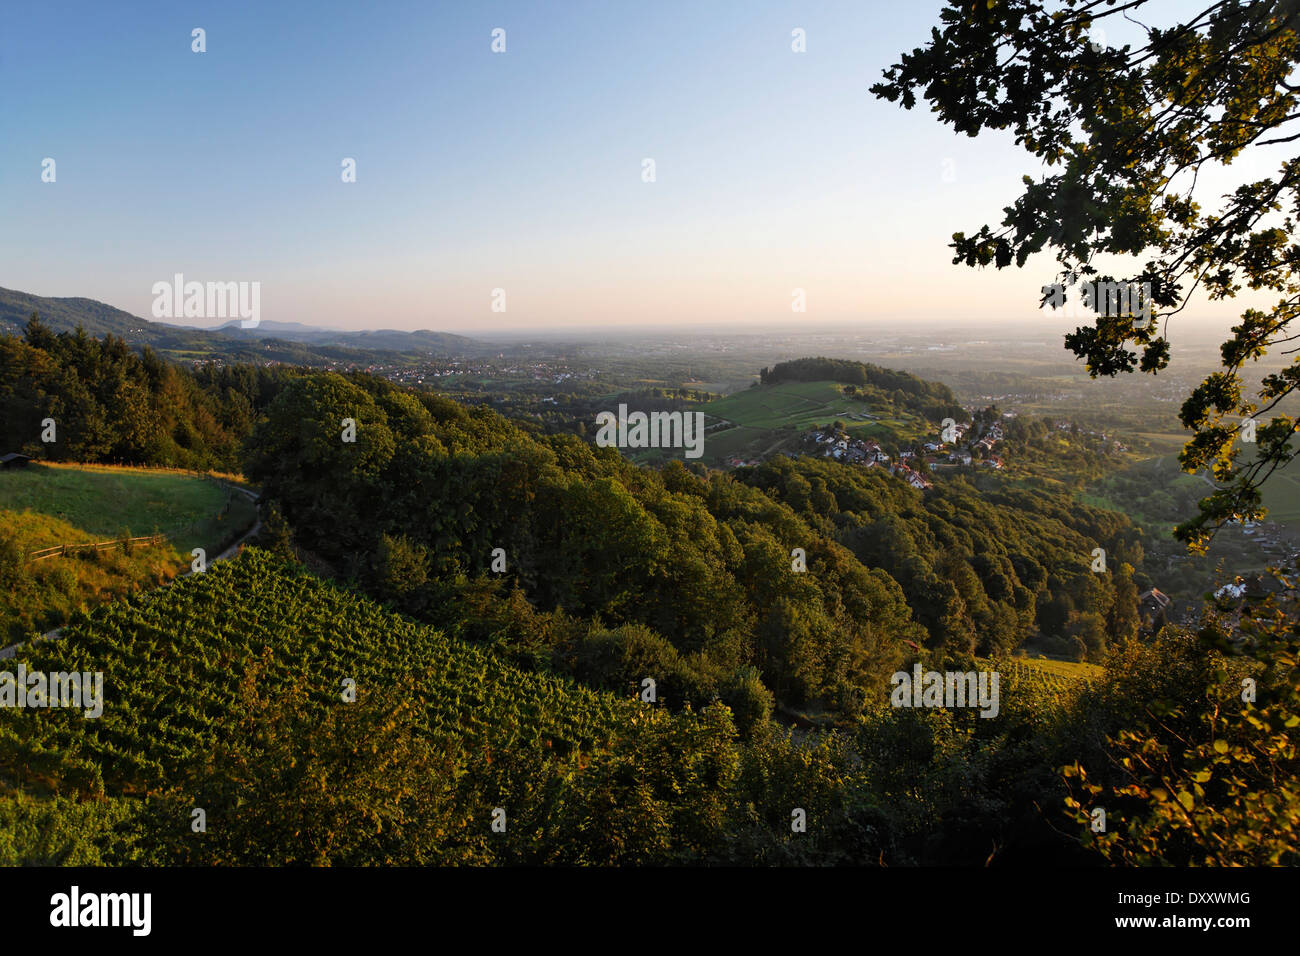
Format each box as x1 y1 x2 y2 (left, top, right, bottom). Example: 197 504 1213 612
28 533 167 563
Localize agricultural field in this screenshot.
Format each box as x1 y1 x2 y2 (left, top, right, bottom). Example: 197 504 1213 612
1009 656 1103 682
0 549 736 864
673 380 927 466
697 380 858 430
961 657 1101 722
1259 457 1300 529
1 549 640 793
1080 450 1300 538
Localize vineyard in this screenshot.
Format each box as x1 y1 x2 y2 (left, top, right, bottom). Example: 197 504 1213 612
1009 657 1103 683
0 549 752 864
981 657 1095 724
0 548 1138 867
0 548 671 793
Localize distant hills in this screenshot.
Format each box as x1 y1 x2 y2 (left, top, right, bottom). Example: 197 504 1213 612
0 288 150 340
206 317 486 355
0 287 491 364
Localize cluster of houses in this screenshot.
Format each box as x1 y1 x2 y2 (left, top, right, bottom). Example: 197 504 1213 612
914 419 1009 472
1206 573 1294 634
804 431 933 488
1214 574 1287 604
804 418 1008 490
807 431 891 466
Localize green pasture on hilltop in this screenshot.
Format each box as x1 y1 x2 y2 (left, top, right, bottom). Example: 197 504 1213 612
681 381 928 465
0 463 257 557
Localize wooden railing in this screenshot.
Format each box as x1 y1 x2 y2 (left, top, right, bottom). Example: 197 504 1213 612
28 533 166 562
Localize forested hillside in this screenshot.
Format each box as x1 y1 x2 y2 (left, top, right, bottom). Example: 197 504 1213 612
0 320 1148 712
245 370 1145 719
0 294 483 368
0 317 299 470
0 547 1205 866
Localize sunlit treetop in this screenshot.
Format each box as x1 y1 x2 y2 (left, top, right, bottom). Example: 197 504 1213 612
874 0 1300 551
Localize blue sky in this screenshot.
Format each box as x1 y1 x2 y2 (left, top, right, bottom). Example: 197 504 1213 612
0 0 1274 332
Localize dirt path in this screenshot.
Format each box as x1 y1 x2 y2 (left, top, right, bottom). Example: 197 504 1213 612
215 518 261 562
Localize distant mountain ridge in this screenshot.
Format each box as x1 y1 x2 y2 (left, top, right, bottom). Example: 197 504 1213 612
0 287 491 362
210 319 328 334
0 288 150 340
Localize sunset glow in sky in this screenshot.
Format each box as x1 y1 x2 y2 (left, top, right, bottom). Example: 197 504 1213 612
1 0 1284 332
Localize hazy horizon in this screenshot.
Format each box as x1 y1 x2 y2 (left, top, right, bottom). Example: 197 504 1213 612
3 0 1284 333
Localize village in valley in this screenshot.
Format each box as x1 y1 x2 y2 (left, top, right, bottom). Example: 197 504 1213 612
799 414 1006 490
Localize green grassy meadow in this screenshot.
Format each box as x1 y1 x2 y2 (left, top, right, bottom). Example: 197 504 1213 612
670 381 927 465
1259 461 1300 528
0 464 260 641
0 509 183 642
1080 446 1300 537
0 463 257 557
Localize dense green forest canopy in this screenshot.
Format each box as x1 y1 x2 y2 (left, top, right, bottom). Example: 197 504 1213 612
243 368 1145 714
0 316 299 470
